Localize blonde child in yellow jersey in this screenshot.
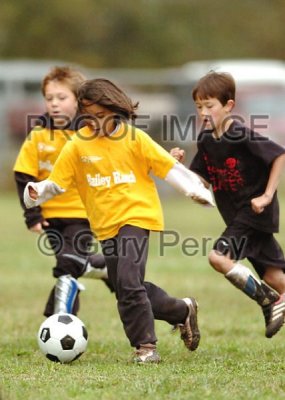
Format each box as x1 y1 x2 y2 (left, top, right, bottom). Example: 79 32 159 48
24 78 214 363
14 67 113 318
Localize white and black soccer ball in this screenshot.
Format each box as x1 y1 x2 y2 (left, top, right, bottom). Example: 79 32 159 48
37 313 88 363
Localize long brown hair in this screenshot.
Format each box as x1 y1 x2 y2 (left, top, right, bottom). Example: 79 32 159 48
77 78 139 121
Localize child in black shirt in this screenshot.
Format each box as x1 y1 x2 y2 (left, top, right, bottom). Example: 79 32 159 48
172 71 285 338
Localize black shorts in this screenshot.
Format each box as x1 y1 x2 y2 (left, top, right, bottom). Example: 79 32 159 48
213 221 285 278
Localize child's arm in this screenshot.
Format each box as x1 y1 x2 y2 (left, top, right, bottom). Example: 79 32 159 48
165 162 215 207
24 140 76 209
251 153 285 214
14 172 45 229
24 180 65 209
170 147 211 189
137 131 214 205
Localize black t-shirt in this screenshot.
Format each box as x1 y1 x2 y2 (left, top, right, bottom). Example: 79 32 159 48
190 120 285 233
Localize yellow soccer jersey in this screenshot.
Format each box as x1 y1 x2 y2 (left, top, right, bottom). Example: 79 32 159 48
48 123 176 240
13 126 87 219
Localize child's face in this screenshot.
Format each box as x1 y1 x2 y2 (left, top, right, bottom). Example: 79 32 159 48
44 81 78 127
195 96 234 136
80 102 116 137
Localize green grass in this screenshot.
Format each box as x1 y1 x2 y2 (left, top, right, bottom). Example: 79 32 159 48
1 190 285 400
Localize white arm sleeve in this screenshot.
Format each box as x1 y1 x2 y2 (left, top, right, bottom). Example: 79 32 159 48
23 180 65 208
165 162 215 207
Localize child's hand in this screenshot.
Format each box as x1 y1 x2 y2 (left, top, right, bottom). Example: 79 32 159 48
28 185 38 200
191 195 212 206
251 193 272 214
170 147 185 163
29 220 49 234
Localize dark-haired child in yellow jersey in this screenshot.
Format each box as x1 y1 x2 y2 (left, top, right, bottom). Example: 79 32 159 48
24 78 214 363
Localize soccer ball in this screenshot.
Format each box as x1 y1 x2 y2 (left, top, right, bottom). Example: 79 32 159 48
37 313 88 363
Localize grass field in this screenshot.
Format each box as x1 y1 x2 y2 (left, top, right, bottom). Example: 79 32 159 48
1 190 285 400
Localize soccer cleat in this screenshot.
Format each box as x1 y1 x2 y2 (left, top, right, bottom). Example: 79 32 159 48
262 294 285 338
133 344 161 364
178 297 200 351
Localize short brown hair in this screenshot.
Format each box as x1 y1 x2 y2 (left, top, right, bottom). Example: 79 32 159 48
77 78 139 121
192 71 236 105
41 66 86 97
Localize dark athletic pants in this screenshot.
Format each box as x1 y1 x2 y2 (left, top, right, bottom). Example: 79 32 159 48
43 218 111 316
101 225 188 348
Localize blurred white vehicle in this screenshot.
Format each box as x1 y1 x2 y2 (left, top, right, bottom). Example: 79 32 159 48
1 58 284 188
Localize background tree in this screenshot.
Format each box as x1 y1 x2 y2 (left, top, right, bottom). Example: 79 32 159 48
0 0 284 68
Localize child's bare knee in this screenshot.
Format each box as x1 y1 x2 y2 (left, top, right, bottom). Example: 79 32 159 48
263 267 281 287
208 250 224 271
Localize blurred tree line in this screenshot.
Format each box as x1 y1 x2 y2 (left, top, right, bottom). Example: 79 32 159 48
0 0 285 68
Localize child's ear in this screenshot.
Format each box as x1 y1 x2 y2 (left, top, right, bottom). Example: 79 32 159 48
225 99 235 112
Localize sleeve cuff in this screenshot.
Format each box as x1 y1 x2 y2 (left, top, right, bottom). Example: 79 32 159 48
165 162 215 207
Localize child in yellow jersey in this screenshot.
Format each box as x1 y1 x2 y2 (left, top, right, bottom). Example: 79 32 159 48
23 78 215 363
14 67 113 318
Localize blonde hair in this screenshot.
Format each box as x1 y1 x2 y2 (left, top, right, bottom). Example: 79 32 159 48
42 66 86 97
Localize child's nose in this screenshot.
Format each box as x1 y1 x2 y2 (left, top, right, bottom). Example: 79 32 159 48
51 98 59 106
201 107 207 116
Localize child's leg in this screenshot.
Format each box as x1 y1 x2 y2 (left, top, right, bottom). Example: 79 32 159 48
61 253 115 292
43 219 90 316
260 266 285 338
249 236 285 337
144 281 188 324
101 225 157 349
44 285 80 317
144 281 200 351
209 249 279 306
209 222 279 305
263 266 285 294
209 225 285 337
102 225 200 360
248 234 285 296
209 250 282 338
258 235 285 294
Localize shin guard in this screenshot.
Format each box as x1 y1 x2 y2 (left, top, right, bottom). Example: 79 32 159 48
54 275 84 314
225 263 279 306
